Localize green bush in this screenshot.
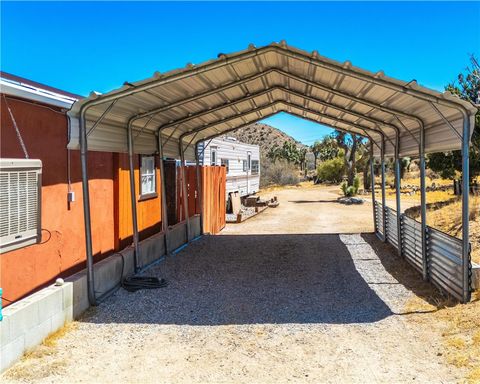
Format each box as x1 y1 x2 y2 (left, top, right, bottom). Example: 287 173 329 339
317 157 344 183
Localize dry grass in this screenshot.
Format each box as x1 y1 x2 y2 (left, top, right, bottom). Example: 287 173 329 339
4 322 77 381
405 292 480 383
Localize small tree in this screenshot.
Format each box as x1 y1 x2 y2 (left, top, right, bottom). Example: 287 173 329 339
427 55 480 182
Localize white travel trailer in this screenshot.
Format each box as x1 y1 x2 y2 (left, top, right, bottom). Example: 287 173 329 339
199 137 260 198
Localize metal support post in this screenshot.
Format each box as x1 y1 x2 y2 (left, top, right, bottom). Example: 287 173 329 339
127 124 140 272
79 110 97 306
461 117 471 302
195 142 204 235
380 138 387 242
157 132 170 254
179 139 191 242
394 155 402 256
419 123 428 281
370 140 377 234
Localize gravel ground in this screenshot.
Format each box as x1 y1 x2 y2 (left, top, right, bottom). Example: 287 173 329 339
2 185 461 383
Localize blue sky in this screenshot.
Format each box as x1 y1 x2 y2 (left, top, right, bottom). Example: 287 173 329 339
2 1 479 144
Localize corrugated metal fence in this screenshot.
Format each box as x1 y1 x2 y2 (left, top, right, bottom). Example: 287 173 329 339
375 201 470 301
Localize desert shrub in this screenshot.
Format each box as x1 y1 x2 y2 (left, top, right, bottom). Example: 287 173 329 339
341 182 348 196
260 158 299 187
317 157 344 183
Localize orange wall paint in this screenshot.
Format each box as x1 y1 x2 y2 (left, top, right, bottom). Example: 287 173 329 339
115 154 163 250
0 95 163 306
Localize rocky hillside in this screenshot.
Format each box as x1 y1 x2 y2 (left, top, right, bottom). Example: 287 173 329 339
224 122 308 156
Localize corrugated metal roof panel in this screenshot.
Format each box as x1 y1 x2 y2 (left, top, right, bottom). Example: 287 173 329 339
67 43 477 161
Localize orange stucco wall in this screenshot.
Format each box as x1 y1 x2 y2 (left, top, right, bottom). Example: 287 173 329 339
0 95 163 306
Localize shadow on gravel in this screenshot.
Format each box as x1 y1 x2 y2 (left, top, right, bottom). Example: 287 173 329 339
82 234 395 325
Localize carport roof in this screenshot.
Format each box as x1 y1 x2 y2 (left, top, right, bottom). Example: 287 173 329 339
67 42 477 160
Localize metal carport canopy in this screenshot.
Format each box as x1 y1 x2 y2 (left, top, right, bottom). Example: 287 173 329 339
67 42 477 160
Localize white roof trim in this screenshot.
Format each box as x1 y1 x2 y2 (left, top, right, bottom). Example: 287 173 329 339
0 78 78 108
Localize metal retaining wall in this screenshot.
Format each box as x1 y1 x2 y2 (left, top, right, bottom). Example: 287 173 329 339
427 227 465 301
400 215 423 274
374 200 469 301
374 201 384 237
385 207 398 249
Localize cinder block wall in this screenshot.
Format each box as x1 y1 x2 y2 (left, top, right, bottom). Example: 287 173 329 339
1 218 201 373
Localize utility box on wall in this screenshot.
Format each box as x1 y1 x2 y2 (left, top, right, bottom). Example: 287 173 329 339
0 158 42 253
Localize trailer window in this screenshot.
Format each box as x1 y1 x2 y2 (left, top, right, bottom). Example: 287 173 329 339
251 160 259 175
210 147 217 166
247 152 251 170
140 155 156 198
221 158 229 173
242 160 248 172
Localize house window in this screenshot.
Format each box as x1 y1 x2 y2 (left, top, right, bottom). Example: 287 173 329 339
211 147 217 166
242 160 248 172
221 158 229 173
247 152 252 170
251 160 259 175
140 155 156 198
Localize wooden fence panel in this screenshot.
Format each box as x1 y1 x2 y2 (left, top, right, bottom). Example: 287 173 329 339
174 165 225 234
201 166 226 234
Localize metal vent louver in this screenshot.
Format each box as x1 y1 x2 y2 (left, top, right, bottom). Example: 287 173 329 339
0 159 42 253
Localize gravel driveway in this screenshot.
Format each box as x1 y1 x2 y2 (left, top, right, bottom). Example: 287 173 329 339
2 185 460 383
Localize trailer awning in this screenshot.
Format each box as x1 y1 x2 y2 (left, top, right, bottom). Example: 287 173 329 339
68 42 477 160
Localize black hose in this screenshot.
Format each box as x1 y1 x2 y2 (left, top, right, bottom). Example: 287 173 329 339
118 252 168 293
121 276 168 292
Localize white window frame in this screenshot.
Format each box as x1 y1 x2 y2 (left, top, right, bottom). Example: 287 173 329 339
139 155 157 199
221 158 229 173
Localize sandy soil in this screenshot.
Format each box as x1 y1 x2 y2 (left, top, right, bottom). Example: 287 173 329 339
2 184 462 383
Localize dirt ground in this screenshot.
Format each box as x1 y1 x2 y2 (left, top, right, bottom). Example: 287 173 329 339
2 184 466 383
